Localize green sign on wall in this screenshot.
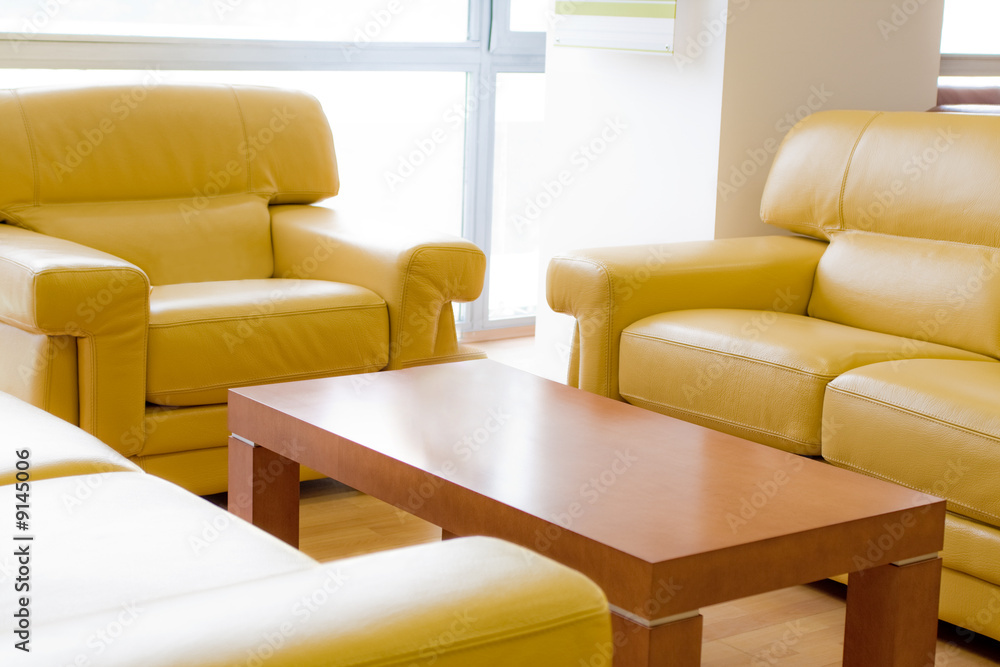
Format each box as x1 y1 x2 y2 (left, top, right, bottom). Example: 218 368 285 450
554 0 677 54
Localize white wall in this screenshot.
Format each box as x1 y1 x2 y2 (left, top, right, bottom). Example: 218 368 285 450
532 0 945 382
534 0 730 379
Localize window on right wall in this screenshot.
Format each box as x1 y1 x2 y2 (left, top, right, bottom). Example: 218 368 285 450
938 0 1000 101
940 0 1000 84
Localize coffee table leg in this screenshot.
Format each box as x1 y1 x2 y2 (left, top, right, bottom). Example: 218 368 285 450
228 435 301 548
611 611 702 666
843 556 942 666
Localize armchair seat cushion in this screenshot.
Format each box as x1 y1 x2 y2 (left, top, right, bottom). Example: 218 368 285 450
823 359 1000 529
618 309 991 455
147 279 389 406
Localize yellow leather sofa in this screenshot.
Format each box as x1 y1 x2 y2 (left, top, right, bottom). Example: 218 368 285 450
0 84 486 495
548 110 1000 641
0 390 611 665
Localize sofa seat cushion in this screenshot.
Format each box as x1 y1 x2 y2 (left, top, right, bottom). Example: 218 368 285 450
0 473 315 623
619 309 991 455
147 279 389 406
0 390 140 485
823 359 1000 528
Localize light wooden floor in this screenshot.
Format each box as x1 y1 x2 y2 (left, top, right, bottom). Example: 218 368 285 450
278 337 1000 665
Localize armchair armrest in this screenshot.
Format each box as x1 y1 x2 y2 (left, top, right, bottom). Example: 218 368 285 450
546 235 827 400
24 537 611 667
271 205 486 369
0 224 149 454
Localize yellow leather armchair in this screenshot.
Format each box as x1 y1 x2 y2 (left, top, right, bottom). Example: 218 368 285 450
548 110 1000 641
0 84 485 495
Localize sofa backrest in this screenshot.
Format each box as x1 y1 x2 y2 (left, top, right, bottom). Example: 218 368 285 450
761 110 1000 359
0 84 339 285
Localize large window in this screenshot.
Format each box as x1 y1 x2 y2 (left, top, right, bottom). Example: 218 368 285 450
0 1 545 334
940 0 1000 75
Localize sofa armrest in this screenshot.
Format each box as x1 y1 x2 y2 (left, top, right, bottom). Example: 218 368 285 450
546 235 827 400
270 205 487 369
0 224 149 454
25 537 611 667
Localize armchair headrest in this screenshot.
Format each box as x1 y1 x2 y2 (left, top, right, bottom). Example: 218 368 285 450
0 83 338 210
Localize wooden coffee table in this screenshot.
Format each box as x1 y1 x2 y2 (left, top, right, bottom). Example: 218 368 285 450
228 360 944 667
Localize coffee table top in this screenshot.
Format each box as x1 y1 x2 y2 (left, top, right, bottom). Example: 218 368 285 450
230 360 945 614
231 359 942 556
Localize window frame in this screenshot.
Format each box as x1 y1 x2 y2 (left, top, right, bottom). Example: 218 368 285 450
0 0 546 334
941 54 1000 77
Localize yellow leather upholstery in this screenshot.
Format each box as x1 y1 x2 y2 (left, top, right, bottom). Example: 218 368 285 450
546 235 827 400
762 110 1000 245
621 311 989 455
809 231 1000 358
944 513 1000 588
147 279 388 406
271 205 487 369
824 359 1000 528
0 84 486 494
0 324 78 424
16 194 275 285
0 84 337 206
0 224 148 453
0 392 611 666
547 110 1000 641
